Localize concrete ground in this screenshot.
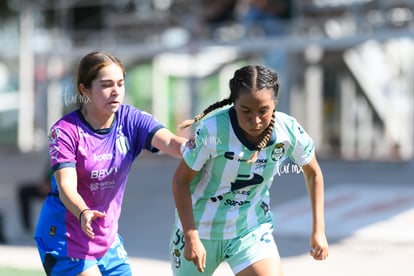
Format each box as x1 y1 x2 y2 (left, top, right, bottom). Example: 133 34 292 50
0 150 413 275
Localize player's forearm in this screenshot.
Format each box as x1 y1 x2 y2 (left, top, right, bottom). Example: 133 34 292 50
170 136 188 158
58 186 89 220
152 128 187 158
172 179 197 233
305 169 326 232
54 169 89 220
303 157 326 232
310 180 326 232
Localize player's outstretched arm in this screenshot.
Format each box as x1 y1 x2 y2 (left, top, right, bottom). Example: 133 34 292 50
302 155 329 260
152 128 188 158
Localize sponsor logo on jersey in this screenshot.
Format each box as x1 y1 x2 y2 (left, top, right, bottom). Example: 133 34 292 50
89 180 116 192
211 195 224 202
91 167 118 179
90 182 100 192
224 151 235 160
224 199 251 206
224 151 268 163
94 153 113 162
231 173 264 191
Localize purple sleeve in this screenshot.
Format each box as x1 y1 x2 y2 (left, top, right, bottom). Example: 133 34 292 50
48 116 78 172
121 105 165 157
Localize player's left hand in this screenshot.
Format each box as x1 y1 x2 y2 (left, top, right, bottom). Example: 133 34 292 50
309 231 329 260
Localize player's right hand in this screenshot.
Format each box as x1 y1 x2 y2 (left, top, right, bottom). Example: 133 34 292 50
80 209 106 239
184 230 206 272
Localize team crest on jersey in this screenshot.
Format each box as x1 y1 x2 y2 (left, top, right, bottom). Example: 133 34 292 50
172 249 181 268
271 143 285 161
48 128 60 145
116 126 130 154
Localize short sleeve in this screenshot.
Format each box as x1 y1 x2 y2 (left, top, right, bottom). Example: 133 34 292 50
183 122 214 171
121 106 164 157
288 118 315 166
48 124 77 172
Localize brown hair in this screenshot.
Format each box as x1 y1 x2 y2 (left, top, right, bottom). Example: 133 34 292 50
179 65 279 162
76 51 126 104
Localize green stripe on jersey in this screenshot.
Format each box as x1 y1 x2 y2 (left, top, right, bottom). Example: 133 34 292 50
181 108 314 240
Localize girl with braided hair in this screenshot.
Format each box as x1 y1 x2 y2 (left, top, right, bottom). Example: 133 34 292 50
170 65 328 275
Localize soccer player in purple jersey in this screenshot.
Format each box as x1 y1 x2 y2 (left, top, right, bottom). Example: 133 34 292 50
34 51 188 275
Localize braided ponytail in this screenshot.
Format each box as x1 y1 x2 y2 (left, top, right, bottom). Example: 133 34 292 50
179 65 279 164
247 111 276 163
178 98 233 130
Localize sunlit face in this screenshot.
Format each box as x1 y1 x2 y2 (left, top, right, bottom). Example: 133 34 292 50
234 88 275 142
80 63 125 117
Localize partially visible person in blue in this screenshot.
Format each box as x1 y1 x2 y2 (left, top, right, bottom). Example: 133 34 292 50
34 51 188 275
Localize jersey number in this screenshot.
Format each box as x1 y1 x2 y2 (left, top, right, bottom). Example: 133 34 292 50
172 229 185 250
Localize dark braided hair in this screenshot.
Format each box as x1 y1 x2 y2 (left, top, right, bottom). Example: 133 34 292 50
179 65 279 162
229 65 279 103
178 98 232 129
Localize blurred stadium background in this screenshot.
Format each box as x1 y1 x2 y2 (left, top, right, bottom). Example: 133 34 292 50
0 0 413 161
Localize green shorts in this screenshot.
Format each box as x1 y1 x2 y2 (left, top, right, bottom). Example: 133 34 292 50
169 222 279 275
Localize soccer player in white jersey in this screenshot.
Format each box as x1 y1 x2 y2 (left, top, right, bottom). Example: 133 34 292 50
170 65 329 275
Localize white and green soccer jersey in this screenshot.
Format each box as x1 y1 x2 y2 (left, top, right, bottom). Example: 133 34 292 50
179 106 315 240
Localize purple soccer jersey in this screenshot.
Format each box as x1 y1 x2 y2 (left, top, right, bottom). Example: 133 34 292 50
47 104 163 259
